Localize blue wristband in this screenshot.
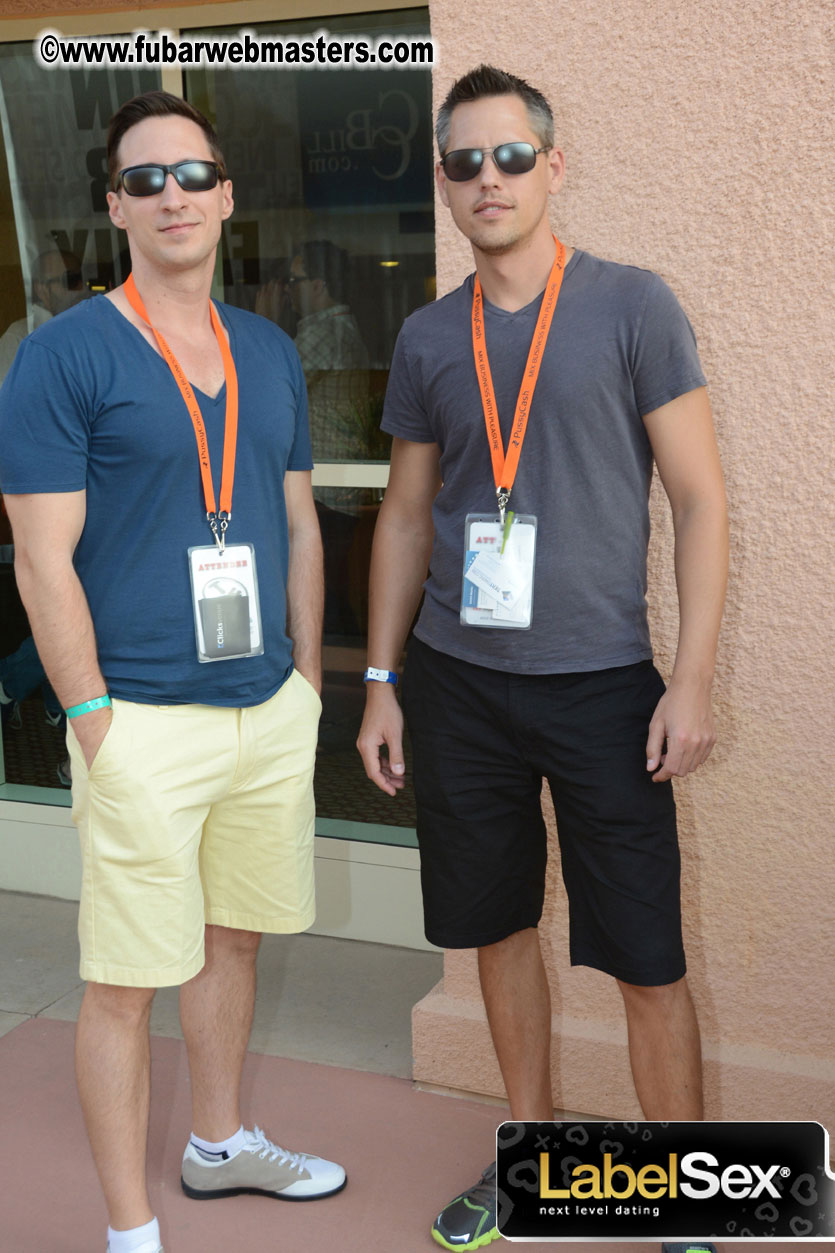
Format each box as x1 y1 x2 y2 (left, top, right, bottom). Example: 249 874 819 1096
65 694 112 719
363 667 398 686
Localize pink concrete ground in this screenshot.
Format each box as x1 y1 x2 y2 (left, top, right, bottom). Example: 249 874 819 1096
3 1017 833 1253
0 1016 512 1253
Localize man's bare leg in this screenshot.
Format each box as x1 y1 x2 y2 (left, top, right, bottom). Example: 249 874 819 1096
75 982 156 1231
478 927 553 1120
618 975 703 1118
179 924 261 1140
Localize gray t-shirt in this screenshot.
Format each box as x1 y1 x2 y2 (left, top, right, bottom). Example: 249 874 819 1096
382 249 706 673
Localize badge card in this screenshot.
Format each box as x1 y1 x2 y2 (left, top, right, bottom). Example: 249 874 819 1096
188 542 264 662
460 514 537 630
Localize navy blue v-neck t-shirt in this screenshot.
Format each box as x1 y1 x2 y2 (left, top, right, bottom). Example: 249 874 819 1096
0 295 313 706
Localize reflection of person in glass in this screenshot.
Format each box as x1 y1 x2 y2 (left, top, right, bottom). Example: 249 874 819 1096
0 634 65 732
0 91 344 1253
0 246 86 382
254 256 297 339
290 239 369 460
291 241 373 633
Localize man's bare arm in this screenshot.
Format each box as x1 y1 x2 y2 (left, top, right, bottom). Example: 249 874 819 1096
356 438 441 795
643 386 729 782
5 490 112 767
284 470 324 692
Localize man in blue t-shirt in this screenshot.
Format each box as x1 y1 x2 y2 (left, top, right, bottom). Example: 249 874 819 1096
358 66 729 1250
0 92 345 1253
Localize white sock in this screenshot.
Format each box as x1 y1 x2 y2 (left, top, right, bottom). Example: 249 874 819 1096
107 1216 160 1253
190 1123 247 1162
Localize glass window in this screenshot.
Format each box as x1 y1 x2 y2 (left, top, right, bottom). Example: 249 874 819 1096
0 14 433 832
185 8 433 832
0 47 161 797
185 8 434 462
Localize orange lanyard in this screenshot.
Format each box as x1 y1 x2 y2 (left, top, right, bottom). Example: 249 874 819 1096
124 273 239 551
472 237 566 522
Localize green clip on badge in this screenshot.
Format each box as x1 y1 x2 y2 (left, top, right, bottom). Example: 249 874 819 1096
501 510 515 555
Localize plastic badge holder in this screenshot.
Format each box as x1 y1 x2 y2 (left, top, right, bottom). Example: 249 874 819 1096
460 513 537 630
188 542 264 662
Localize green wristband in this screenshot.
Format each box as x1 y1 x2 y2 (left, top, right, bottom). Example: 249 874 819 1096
65 694 112 719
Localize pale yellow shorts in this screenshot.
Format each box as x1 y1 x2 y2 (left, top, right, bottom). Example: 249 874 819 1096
66 669 320 988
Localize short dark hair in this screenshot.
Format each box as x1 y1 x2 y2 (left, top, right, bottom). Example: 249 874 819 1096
296 240 349 303
107 90 227 191
436 65 554 155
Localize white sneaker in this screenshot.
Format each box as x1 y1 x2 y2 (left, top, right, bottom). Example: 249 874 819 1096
181 1125 346 1200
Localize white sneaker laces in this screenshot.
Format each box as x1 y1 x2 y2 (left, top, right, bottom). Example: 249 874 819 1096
247 1125 308 1175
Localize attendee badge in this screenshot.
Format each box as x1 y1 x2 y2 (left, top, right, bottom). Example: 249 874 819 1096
461 514 537 629
465 236 566 631
188 544 264 661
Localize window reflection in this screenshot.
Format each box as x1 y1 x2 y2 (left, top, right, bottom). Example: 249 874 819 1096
186 7 435 463
0 247 88 384
0 46 158 791
183 9 432 829
290 240 369 462
314 490 416 830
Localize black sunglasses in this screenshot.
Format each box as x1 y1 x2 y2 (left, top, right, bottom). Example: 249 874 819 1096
440 142 550 183
116 160 224 197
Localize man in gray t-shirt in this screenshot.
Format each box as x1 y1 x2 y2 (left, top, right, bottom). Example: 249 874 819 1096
382 251 706 674
358 65 728 1251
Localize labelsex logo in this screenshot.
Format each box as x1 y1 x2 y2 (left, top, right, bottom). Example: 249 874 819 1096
540 1151 784 1201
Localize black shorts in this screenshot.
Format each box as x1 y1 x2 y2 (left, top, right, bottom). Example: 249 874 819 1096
402 638 685 986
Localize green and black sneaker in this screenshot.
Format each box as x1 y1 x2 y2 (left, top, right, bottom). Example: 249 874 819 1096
432 1161 500 1249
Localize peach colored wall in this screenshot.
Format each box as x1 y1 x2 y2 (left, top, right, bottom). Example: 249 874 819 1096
413 0 835 1131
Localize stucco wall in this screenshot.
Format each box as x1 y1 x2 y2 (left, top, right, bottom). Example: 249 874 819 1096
414 0 835 1126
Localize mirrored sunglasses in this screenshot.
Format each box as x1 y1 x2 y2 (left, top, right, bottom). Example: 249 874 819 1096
116 160 223 197
440 142 550 183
